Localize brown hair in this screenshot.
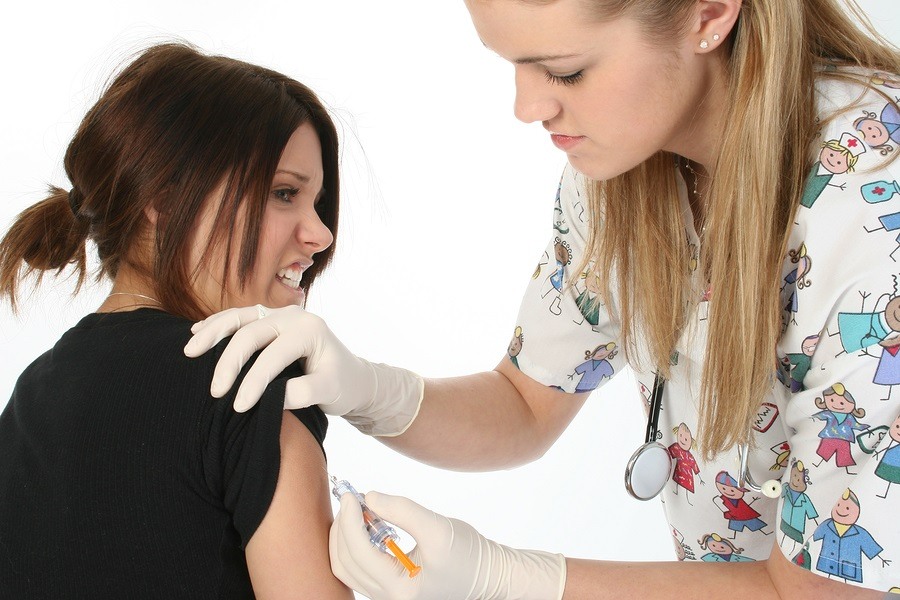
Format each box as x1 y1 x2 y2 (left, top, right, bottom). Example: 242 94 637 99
0 42 340 320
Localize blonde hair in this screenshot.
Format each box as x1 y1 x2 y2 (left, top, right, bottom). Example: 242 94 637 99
561 0 900 459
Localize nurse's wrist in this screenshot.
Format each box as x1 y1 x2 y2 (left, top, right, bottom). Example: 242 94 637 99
344 359 424 437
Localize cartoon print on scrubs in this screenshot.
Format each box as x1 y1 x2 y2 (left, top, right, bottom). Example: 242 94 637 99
668 422 703 506
811 383 869 473
573 265 605 330
541 238 572 316
508 72 900 591
833 289 900 356
872 414 900 498
568 342 617 393
712 471 772 539
781 244 812 327
671 527 696 561
780 459 819 554
697 533 755 563
768 440 792 472
854 100 900 156
812 489 890 584
780 335 820 392
508 326 524 369
799 132 865 209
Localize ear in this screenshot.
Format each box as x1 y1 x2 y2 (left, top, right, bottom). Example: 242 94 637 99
144 203 160 226
692 0 742 53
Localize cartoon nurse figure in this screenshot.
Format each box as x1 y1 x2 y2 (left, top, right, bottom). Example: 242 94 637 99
541 237 572 315
668 422 703 506
568 342 617 393
780 459 819 553
697 533 754 562
811 383 869 474
873 414 900 499
712 470 771 538
854 101 900 156
781 244 812 326
799 132 866 209
812 489 889 584
507 326 524 369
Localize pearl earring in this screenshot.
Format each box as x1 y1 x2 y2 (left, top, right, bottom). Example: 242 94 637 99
699 39 709 49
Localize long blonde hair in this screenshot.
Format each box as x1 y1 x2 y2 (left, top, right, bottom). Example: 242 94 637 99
566 0 900 459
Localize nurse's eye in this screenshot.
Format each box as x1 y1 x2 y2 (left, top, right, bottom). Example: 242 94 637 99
545 70 584 86
271 187 299 203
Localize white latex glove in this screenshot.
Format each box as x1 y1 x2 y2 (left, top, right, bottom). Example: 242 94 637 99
183 305 424 437
330 491 566 600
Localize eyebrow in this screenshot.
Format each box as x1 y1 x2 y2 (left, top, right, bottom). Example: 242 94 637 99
276 169 311 183
512 53 582 65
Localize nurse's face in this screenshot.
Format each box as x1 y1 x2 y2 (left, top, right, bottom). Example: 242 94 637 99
465 0 710 180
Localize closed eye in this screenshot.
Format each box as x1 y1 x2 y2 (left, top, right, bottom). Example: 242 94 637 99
545 70 584 86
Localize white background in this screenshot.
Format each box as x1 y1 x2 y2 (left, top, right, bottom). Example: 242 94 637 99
1 0 898 581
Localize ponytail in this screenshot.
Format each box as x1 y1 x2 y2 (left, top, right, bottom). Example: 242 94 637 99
0 186 90 312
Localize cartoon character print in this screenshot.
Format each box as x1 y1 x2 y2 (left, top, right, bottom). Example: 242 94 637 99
872 72 900 90
800 132 866 209
780 334 820 393
781 244 812 328
697 533 755 563
854 100 900 156
833 288 900 356
864 206 900 261
671 527 696 561
567 342 617 393
712 470 772 538
668 422 703 506
573 264 605 330
812 488 890 584
780 459 819 554
541 237 572 316
872 414 900 499
811 383 869 474
508 326 524 370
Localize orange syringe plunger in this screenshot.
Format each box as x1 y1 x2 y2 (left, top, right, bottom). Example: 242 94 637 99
331 477 422 578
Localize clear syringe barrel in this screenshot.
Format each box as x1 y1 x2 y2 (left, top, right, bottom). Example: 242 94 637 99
331 478 398 552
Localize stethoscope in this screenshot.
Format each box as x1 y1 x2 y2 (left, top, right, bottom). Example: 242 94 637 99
624 373 782 501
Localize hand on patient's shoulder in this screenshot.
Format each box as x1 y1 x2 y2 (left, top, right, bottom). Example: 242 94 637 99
183 305 425 437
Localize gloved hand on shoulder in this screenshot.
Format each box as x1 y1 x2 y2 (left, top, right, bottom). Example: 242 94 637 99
183 305 424 437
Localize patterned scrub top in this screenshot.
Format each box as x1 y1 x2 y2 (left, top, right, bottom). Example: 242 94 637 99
508 67 900 593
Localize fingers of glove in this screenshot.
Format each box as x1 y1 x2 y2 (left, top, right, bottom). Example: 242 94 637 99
230 332 313 411
209 318 284 399
363 491 445 545
332 494 398 597
184 306 262 355
283 372 341 412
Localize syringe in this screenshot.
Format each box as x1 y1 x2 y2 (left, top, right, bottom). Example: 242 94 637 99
330 476 422 578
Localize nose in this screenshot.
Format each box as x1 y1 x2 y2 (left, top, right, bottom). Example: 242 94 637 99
297 208 334 255
513 66 561 124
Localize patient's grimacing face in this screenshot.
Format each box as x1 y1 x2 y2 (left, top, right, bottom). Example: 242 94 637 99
188 122 334 313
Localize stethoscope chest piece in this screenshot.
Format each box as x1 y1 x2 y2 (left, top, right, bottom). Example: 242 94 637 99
624 373 673 501
625 441 674 500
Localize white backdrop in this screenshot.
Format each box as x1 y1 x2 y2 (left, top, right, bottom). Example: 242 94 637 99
2 0 899 582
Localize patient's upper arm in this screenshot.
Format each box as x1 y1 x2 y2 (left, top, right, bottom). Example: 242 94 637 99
245 412 351 599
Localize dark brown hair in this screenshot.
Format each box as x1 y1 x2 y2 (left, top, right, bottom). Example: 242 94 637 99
0 42 340 320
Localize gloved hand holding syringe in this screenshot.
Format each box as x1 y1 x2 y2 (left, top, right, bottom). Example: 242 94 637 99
330 476 422 578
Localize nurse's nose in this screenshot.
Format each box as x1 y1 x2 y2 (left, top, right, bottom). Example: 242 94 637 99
513 67 561 124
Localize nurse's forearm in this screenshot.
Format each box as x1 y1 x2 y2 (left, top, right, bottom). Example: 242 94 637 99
381 361 586 471
563 546 884 600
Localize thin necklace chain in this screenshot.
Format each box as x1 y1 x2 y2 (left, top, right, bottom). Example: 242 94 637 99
682 159 708 236
106 291 161 305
